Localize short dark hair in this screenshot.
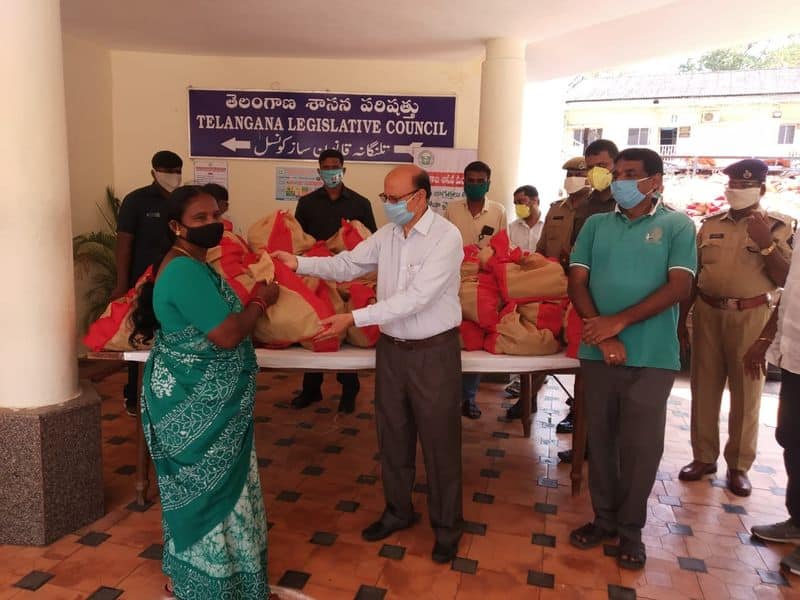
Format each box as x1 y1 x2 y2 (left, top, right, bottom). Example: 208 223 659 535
318 149 344 165
414 170 432 200
464 161 491 178
616 148 664 176
514 185 538 198
201 183 228 204
584 139 619 161
151 150 182 170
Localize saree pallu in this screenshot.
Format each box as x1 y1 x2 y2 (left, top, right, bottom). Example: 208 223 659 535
142 322 269 599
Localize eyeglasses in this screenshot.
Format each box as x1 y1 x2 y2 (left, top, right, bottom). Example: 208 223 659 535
379 189 419 204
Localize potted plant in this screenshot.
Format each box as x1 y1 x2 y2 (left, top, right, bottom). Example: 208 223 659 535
73 187 120 330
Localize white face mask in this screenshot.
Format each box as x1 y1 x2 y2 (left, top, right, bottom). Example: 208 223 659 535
564 176 588 195
724 187 761 210
154 171 181 193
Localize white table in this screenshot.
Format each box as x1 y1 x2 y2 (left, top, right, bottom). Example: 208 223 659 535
88 347 586 504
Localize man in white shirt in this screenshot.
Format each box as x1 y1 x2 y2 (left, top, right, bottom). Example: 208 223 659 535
508 185 544 251
747 239 800 573
272 165 465 564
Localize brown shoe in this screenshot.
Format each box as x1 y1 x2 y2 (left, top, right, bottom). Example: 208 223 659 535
678 460 717 481
727 469 752 497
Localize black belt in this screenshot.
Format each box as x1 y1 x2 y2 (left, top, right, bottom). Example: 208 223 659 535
380 328 458 350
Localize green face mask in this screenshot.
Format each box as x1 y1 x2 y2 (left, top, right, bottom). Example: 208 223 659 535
464 181 490 201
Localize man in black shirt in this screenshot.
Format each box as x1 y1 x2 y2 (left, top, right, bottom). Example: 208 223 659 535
113 150 183 415
293 149 377 413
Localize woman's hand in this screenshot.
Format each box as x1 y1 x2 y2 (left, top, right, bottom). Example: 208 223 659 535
253 281 280 307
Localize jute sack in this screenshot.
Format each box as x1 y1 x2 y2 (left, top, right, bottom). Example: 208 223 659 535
207 231 259 303
484 303 561 356
493 253 567 303
461 245 480 279
248 210 316 254
326 219 372 254
345 282 380 348
459 272 503 328
516 300 567 338
83 267 154 351
459 320 485 351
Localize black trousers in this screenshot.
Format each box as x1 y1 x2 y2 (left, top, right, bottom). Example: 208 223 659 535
581 360 676 542
374 330 463 546
776 369 800 524
302 372 359 393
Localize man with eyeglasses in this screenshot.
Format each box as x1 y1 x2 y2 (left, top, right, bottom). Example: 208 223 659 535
679 159 795 497
568 148 696 570
272 165 465 565
444 160 506 419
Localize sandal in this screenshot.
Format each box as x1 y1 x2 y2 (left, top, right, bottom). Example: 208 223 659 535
617 536 646 570
462 402 482 420
569 522 617 550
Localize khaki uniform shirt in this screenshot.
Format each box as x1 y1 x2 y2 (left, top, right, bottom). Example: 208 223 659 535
445 199 507 248
696 209 795 299
536 190 615 259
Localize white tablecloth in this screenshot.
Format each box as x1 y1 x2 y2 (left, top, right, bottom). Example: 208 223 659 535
122 346 579 373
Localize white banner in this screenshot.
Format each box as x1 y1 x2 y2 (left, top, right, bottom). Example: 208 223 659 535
412 147 477 214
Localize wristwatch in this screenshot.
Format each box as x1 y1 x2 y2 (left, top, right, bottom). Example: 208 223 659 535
760 242 777 256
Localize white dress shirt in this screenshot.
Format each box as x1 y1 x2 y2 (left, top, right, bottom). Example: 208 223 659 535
296 208 463 340
769 241 800 375
508 218 544 252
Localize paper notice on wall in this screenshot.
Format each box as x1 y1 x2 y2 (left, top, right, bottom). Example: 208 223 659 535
276 166 321 201
193 159 228 188
412 147 477 214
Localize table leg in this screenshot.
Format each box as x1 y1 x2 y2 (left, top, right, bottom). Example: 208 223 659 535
570 372 586 496
520 373 532 438
134 364 150 506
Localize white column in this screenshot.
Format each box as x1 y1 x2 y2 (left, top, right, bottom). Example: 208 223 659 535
0 0 79 408
478 38 527 216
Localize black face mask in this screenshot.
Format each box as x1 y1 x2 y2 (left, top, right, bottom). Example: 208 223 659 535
183 222 224 248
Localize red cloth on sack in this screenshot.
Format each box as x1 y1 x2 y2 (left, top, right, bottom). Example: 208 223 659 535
459 320 485 351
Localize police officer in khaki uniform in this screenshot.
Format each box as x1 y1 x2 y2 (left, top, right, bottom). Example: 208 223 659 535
507 141 620 446
680 159 794 496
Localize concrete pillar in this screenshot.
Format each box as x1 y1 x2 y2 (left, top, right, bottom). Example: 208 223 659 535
0 0 103 545
478 38 527 216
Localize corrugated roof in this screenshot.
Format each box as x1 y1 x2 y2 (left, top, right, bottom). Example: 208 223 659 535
566 68 800 102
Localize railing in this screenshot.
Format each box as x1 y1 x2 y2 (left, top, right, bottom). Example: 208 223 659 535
660 144 677 156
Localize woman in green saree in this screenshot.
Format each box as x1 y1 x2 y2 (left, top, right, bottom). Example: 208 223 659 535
131 186 280 599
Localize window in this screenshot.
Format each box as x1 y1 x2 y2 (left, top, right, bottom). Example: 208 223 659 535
573 128 604 151
778 124 796 145
659 128 678 146
627 127 649 145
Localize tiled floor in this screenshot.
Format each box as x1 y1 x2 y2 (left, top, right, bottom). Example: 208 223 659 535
2 367 799 599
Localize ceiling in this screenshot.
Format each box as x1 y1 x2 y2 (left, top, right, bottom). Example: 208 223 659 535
61 0 800 79
60 0 677 59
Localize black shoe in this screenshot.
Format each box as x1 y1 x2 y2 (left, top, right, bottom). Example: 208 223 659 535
361 519 415 542
461 401 481 419
506 399 522 420
504 380 521 398
338 382 360 414
558 449 574 463
291 389 322 409
556 410 575 434
432 541 459 564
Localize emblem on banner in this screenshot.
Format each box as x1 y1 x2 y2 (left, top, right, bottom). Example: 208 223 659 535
417 150 435 167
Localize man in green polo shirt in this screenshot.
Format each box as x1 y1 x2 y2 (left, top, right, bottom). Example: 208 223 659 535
566 148 696 571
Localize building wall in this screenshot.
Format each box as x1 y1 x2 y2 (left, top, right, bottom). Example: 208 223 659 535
109 50 483 231
63 34 114 236
565 95 800 160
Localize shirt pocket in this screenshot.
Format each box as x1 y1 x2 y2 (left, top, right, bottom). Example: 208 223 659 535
400 263 423 290
699 239 724 264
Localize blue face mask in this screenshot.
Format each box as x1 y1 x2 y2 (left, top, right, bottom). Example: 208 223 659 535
320 168 344 188
611 177 652 210
383 199 415 226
